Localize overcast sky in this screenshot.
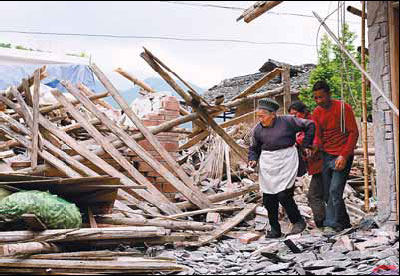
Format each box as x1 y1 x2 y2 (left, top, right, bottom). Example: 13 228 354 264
0 1 363 90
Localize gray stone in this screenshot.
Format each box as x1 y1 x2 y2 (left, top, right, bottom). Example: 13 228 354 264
264 263 291 273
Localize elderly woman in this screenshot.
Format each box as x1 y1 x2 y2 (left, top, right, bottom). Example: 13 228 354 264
248 98 315 238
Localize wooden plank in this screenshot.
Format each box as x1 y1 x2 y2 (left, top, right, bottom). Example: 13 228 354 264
115 67 156 93
77 83 114 110
140 51 247 160
1 241 60 257
140 51 192 104
21 78 33 107
196 105 248 161
143 47 210 107
87 207 98 228
0 226 168 243
239 1 283 23
10 91 109 120
180 112 256 150
282 65 291 114
98 216 214 231
225 142 233 191
176 184 259 210
231 68 282 101
0 119 82 179
21 214 47 231
167 206 242 219
85 68 212 209
0 258 189 273
51 88 180 215
180 203 257 247
31 69 40 169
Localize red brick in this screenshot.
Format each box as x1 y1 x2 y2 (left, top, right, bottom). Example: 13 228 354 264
161 142 178 152
162 110 180 117
142 120 163 127
162 100 179 111
145 114 165 121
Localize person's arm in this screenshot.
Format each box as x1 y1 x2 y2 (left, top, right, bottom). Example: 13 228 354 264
311 110 323 151
335 104 359 171
248 125 261 166
289 116 315 148
340 103 359 158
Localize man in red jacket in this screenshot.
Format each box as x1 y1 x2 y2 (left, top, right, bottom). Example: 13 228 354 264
311 80 359 232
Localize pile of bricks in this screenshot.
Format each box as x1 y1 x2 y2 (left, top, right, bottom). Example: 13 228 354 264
126 95 181 199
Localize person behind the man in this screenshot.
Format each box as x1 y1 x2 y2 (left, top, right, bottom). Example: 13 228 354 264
248 98 315 238
288 100 324 229
311 80 359 232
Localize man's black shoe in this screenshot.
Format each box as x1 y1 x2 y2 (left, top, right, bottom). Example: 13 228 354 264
265 230 282 239
289 219 306 235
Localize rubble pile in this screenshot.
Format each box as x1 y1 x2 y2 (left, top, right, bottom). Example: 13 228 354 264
0 49 396 275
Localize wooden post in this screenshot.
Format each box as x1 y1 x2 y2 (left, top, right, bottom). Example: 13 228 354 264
115 68 156 93
224 143 233 191
282 65 291 115
388 0 400 224
1 242 61 257
237 1 283 23
361 1 370 212
31 69 40 170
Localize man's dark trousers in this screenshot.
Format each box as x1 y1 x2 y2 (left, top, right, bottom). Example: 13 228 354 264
322 153 354 228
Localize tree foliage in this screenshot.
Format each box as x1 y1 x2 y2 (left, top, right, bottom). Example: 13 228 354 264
299 24 372 117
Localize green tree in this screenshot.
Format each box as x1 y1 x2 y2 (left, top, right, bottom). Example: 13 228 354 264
300 24 371 117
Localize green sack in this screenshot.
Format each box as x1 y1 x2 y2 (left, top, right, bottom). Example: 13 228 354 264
0 190 82 229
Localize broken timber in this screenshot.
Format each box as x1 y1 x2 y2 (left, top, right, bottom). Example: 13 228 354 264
88 65 212 209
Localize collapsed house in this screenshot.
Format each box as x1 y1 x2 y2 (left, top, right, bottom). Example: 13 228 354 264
0 1 398 272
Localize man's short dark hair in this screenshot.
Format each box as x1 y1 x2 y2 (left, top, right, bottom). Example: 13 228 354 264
312 80 330 93
288 100 308 114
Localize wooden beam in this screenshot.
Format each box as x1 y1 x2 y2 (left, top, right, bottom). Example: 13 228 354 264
21 78 33 107
347 5 366 17
180 111 256 150
140 50 247 161
98 216 214 231
11 91 109 120
51 89 180 215
77 83 114 110
167 206 242 219
88 66 212 209
237 1 283 23
176 184 259 210
231 68 282 101
282 65 291 114
1 242 60 257
140 51 192 104
115 67 156 93
196 105 248 161
87 207 98 228
143 47 210 107
31 69 40 170
179 203 257 247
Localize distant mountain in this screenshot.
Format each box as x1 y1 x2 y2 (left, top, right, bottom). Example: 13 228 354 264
102 77 205 108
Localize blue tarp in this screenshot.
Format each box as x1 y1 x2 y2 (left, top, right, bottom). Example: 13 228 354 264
0 64 101 93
